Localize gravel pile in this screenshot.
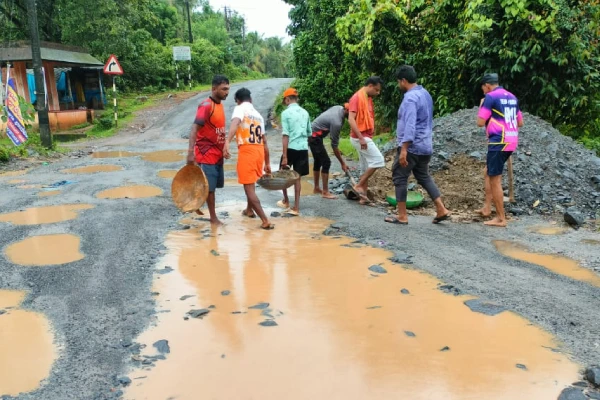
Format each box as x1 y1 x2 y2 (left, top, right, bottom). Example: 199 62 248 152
368 107 600 221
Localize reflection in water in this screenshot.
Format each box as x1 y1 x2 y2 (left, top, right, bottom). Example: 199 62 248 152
494 240 600 287
157 170 178 179
0 290 56 396
96 185 163 199
527 225 570 235
92 151 138 158
139 150 186 163
61 165 123 174
0 204 94 225
4 234 84 266
126 214 578 400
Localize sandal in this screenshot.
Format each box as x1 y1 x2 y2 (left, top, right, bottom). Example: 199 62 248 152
276 200 289 209
261 223 275 230
242 210 256 218
284 209 300 217
384 216 408 225
433 213 451 224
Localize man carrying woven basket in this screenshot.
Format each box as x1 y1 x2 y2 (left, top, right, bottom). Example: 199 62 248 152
223 88 274 230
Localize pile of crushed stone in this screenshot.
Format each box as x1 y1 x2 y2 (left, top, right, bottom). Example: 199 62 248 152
370 108 600 221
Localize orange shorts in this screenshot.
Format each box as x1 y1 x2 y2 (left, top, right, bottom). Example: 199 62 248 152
237 145 265 184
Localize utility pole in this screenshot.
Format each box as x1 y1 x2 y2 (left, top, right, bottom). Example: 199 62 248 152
242 19 246 67
26 0 52 148
185 0 193 43
224 6 230 32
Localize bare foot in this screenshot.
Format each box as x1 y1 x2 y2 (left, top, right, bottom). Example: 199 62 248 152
475 208 491 218
242 209 256 218
210 219 224 226
313 188 323 195
322 192 337 200
484 217 507 227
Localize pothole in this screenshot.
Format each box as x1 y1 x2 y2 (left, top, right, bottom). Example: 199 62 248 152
96 185 163 199
125 212 579 400
157 170 178 179
0 170 28 178
4 233 84 266
0 204 94 225
0 289 56 396
527 225 570 235
61 165 123 174
494 240 600 287
38 190 62 197
139 150 186 163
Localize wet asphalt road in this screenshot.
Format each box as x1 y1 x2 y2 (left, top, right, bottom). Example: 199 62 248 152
0 78 599 399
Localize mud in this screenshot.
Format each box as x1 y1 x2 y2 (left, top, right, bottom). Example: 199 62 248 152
494 240 600 287
91 151 139 158
37 190 61 197
96 185 163 199
581 239 600 245
157 170 178 179
125 213 578 400
61 165 123 174
0 290 56 397
17 184 43 190
0 169 28 178
0 204 94 225
528 225 571 235
139 150 186 163
8 179 26 184
4 234 84 266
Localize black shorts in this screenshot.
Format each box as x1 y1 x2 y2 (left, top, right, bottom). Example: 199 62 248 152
486 151 512 177
308 136 332 174
281 148 309 177
200 164 225 191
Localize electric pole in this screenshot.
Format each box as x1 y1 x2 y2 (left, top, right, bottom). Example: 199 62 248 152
242 19 246 67
224 6 230 32
185 0 193 43
26 0 52 148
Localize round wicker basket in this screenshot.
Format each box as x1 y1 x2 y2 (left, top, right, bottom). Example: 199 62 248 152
171 164 209 212
257 169 299 191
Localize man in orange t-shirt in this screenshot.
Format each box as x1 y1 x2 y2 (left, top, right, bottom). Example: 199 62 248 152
348 76 385 204
186 75 230 225
223 88 274 230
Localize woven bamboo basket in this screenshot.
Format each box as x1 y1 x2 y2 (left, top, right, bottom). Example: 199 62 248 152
171 164 209 212
257 169 299 191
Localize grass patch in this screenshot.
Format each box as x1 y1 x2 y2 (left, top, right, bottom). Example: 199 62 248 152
0 132 68 162
338 138 359 160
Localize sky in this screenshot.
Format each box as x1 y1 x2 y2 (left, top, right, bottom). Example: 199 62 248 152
208 0 293 41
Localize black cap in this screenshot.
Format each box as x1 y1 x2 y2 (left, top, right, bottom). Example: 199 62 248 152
481 73 499 85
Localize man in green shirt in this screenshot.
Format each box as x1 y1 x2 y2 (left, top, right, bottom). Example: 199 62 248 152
278 88 311 216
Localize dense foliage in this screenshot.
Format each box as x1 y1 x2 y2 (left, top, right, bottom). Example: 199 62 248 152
284 0 600 145
0 0 294 90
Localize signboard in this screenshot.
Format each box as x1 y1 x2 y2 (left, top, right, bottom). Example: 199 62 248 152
173 46 192 61
5 78 28 146
103 55 124 75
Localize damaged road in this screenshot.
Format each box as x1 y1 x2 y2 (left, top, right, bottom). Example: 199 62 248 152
0 78 599 400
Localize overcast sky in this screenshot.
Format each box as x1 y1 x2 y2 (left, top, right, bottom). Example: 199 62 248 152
207 0 293 41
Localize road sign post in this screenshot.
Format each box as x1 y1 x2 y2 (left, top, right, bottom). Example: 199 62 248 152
173 47 192 91
103 55 124 127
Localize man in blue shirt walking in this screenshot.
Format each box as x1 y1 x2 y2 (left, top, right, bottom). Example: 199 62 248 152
385 65 451 225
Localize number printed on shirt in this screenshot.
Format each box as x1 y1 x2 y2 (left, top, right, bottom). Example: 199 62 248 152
504 107 518 130
248 123 263 144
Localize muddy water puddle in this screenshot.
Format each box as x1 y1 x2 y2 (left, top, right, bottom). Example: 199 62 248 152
17 184 43 190
494 240 600 287
126 214 578 400
582 239 600 245
7 179 26 184
96 185 163 199
139 150 186 163
527 225 570 235
0 169 28 178
38 190 61 197
4 233 84 266
0 289 56 396
157 170 178 179
92 151 138 159
0 204 94 225
62 165 123 174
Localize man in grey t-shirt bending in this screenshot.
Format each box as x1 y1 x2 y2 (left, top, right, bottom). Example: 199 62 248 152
309 104 349 199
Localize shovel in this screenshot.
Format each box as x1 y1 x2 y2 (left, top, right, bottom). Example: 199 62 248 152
343 169 360 200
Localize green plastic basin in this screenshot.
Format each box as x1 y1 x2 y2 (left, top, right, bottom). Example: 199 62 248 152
386 191 424 209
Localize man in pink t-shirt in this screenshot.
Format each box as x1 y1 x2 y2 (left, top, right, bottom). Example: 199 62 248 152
476 73 524 227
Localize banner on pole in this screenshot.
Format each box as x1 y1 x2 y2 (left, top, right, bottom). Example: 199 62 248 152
5 78 28 146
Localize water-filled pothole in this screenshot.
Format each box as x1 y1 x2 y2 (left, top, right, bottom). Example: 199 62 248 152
4 234 84 266
126 214 578 400
494 240 600 287
0 289 56 396
157 170 178 179
140 150 186 163
61 165 123 174
0 204 94 225
96 185 163 199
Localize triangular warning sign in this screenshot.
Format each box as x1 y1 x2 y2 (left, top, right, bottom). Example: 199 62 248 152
103 55 124 75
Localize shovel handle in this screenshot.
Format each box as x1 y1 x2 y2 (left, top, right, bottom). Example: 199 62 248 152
345 169 358 187
507 155 515 203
